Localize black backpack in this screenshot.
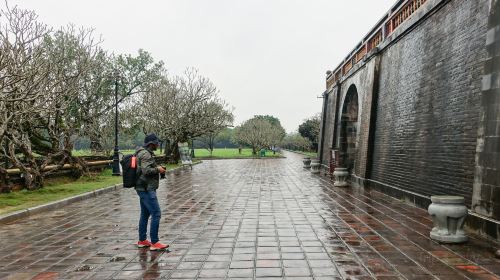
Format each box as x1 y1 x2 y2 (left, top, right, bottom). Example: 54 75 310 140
120 152 139 188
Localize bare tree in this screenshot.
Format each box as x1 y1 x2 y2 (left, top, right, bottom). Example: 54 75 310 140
281 133 311 151
232 117 283 155
4 25 103 188
0 4 51 189
196 101 234 156
81 50 163 155
138 68 233 161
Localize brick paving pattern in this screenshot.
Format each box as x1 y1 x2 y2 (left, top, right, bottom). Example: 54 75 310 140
0 152 498 279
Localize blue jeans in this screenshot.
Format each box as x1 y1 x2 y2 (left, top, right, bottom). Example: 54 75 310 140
136 190 161 243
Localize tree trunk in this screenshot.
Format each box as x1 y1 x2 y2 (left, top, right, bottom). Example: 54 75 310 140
0 168 11 193
23 169 44 190
9 136 45 190
165 139 171 162
168 142 180 164
173 144 180 163
65 154 89 179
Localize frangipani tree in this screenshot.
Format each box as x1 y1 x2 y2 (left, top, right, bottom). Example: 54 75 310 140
232 116 285 155
138 68 233 162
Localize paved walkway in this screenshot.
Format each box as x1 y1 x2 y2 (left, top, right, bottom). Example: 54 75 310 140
0 152 499 280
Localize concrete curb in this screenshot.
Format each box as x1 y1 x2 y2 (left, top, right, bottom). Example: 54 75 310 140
0 161 204 224
198 156 285 160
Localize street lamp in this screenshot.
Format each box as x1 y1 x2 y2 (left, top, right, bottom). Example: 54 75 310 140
112 71 121 176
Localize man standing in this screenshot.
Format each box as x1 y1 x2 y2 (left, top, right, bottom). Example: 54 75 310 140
135 133 168 250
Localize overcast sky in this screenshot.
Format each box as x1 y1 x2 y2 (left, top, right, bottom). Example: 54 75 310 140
8 0 395 132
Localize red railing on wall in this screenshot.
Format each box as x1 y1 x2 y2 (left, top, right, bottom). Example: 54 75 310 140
328 0 428 85
386 0 427 34
327 69 343 89
367 31 383 52
355 46 367 63
343 60 353 74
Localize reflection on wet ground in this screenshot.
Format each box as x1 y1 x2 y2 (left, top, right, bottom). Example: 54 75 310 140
0 151 498 279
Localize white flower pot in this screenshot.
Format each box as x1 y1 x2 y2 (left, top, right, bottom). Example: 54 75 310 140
333 167 349 187
310 159 320 174
428 195 468 243
303 157 311 169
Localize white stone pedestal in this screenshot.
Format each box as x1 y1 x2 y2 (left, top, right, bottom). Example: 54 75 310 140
428 195 468 243
310 159 320 174
333 167 349 187
303 157 311 169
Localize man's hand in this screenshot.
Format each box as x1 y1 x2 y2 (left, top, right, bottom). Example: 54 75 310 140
158 166 166 174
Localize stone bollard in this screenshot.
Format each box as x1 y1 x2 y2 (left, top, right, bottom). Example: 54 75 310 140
310 159 320 174
303 157 311 169
428 196 468 243
333 167 349 187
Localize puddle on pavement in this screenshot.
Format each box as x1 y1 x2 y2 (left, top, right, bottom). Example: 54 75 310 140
75 265 95 271
109 256 126 262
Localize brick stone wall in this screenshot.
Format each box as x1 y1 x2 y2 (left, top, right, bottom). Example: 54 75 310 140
319 86 339 164
472 0 500 221
370 0 489 206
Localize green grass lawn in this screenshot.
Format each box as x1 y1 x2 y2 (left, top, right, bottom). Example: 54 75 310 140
0 162 186 216
193 148 281 158
73 148 281 158
0 169 122 215
301 152 318 158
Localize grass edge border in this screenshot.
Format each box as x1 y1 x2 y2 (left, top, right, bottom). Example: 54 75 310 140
0 184 120 224
198 155 286 160
0 161 203 224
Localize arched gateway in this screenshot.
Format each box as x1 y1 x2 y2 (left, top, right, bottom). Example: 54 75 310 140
339 85 359 173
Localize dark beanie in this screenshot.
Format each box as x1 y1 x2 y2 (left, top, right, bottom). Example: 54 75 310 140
144 133 160 146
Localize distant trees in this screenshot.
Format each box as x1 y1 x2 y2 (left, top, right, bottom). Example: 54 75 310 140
214 128 235 148
281 133 310 151
197 127 233 157
298 114 321 151
254 115 287 142
195 128 235 151
232 115 285 154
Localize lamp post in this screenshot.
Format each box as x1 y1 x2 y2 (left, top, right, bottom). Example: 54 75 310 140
112 72 121 176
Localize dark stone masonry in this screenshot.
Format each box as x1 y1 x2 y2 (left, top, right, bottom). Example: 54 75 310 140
318 0 500 241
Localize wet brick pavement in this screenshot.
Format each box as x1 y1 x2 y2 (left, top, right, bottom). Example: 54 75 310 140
0 151 499 280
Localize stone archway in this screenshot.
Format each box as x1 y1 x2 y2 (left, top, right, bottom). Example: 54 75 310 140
339 85 359 173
